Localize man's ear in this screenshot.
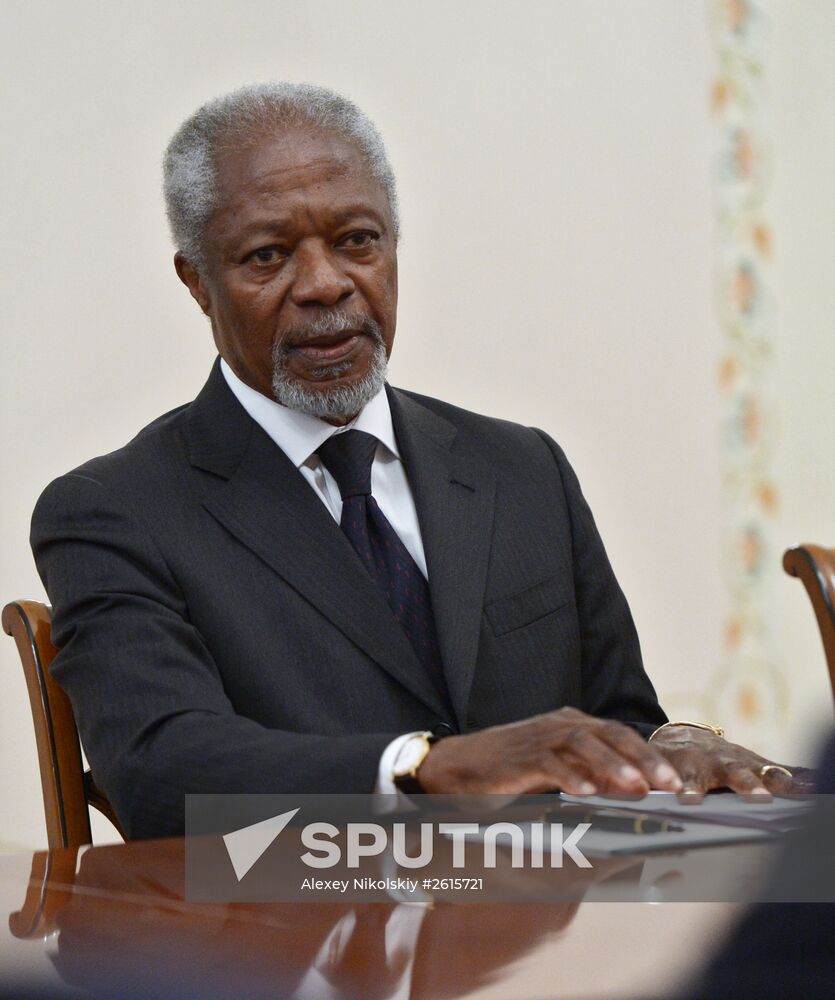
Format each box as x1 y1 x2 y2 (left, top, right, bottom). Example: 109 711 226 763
174 253 212 316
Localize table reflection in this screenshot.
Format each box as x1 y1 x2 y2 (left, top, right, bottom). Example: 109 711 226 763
7 837 642 999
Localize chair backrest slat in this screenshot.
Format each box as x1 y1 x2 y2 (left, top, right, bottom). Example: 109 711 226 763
783 544 835 703
3 600 92 848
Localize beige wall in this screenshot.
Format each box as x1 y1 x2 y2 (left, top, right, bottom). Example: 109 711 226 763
1 0 832 849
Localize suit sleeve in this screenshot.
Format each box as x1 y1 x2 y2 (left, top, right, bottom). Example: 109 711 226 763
31 472 399 840
532 430 667 736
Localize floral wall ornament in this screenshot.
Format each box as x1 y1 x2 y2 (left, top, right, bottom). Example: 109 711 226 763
663 1 788 750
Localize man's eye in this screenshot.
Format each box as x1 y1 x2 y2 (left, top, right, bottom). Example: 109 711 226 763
339 231 377 249
251 247 284 264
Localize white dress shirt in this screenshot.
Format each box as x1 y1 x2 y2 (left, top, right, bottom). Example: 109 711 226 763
220 359 427 576
219 360 425 793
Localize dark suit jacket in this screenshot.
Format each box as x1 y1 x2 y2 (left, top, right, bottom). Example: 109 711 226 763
31 359 665 839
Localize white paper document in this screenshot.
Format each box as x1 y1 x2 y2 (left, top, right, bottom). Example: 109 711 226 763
455 808 777 859
560 816 775 857
559 790 814 834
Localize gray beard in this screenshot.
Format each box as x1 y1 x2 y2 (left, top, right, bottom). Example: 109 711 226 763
270 313 388 420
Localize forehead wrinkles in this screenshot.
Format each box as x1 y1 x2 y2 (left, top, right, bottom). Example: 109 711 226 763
213 165 376 245
226 155 352 202
212 129 366 214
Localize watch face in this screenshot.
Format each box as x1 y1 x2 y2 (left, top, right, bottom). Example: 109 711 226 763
394 736 429 777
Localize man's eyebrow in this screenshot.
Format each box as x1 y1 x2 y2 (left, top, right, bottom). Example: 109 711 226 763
234 221 292 241
234 206 388 243
327 205 388 228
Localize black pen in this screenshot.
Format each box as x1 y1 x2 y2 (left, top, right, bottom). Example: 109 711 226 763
544 806 685 835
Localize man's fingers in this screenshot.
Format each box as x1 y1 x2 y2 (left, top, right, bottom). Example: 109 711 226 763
721 765 772 800
672 756 772 800
759 764 794 796
671 756 709 801
535 754 598 796
551 730 650 794
540 710 679 792
595 722 683 791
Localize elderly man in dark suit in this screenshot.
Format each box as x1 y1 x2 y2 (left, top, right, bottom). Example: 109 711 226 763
30 83 796 839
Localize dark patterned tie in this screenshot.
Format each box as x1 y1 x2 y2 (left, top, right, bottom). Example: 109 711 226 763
317 430 453 711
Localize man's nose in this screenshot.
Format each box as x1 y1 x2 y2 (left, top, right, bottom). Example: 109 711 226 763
289 242 355 307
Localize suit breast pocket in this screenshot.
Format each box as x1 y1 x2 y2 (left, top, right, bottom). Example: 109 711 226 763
484 576 572 637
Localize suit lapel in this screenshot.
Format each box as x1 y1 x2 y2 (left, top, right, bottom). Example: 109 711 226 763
184 362 449 717
388 389 496 727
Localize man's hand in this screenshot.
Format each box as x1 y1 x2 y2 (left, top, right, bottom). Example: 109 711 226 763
416 707 683 796
649 726 810 799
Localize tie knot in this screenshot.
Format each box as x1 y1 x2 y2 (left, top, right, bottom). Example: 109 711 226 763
317 430 378 499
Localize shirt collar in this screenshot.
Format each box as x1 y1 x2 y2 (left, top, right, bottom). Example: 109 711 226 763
219 357 400 468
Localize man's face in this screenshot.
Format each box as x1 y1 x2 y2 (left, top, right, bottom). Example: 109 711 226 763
177 127 398 420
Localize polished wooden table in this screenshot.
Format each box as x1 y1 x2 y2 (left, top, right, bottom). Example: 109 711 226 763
0 836 774 999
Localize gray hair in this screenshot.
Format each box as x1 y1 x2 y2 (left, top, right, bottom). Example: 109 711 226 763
162 82 400 270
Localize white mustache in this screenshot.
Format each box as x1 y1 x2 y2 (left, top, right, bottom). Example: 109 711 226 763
278 311 384 348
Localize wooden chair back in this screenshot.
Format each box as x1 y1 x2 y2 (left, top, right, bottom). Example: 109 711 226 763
782 544 835 702
2 600 124 848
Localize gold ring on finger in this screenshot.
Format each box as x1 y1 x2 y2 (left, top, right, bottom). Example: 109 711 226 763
759 764 792 779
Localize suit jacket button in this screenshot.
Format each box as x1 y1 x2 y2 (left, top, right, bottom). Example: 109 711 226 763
466 717 480 731
433 722 455 738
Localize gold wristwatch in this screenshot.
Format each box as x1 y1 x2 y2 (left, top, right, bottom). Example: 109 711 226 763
392 731 436 794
